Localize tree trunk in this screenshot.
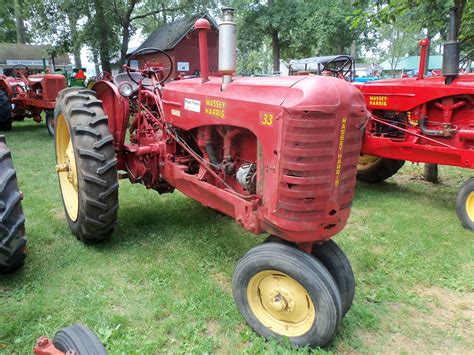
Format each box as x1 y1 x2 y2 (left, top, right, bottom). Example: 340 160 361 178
68 14 82 68
93 0 112 73
13 0 26 44
117 22 131 73
271 30 280 74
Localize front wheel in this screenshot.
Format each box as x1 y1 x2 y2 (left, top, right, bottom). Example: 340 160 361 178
232 242 342 347
357 155 405 184
46 110 54 136
456 178 474 230
0 88 12 131
55 88 119 243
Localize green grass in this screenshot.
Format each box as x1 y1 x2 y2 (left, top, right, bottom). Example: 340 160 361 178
1 120 473 353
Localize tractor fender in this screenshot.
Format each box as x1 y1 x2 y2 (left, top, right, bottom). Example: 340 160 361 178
93 80 129 152
0 77 13 99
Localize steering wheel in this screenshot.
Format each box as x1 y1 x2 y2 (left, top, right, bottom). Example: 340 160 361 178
12 64 30 78
320 56 353 78
97 71 112 81
126 47 173 85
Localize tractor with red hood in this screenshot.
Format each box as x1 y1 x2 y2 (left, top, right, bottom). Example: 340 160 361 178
0 65 66 134
52 8 368 347
355 7 474 229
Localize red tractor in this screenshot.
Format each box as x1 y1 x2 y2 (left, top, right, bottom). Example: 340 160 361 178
0 65 66 134
356 8 474 229
53 8 367 347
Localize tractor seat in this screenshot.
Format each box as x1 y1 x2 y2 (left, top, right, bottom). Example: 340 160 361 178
113 72 154 92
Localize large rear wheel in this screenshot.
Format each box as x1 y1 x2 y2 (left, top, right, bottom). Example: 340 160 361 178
0 88 12 131
232 242 342 347
357 155 405 184
55 88 119 243
0 135 26 273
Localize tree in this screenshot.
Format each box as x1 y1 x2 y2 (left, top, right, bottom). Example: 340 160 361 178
13 0 26 44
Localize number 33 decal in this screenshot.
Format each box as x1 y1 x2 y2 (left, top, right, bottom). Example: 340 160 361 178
260 112 274 126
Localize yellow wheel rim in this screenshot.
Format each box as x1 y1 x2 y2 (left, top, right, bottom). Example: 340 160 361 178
247 270 315 337
55 113 79 222
357 154 381 171
465 192 474 222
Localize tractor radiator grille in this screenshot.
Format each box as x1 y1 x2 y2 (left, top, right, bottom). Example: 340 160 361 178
276 111 362 222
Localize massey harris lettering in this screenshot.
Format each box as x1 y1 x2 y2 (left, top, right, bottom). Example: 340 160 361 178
335 117 347 187
205 98 226 119
368 95 388 107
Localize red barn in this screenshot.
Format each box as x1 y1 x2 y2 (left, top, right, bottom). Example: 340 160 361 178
135 13 218 79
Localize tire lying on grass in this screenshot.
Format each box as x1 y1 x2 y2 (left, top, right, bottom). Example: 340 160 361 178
456 177 474 230
54 88 119 243
232 242 342 347
356 155 405 183
0 88 12 132
53 324 108 355
0 135 27 273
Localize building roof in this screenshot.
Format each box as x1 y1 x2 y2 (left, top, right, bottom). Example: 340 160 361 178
136 13 218 52
379 55 443 71
0 43 70 67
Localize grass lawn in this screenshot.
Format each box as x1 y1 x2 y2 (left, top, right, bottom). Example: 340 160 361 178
1 120 473 353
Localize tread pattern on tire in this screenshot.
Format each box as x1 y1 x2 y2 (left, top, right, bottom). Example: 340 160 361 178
53 323 108 355
55 88 118 243
0 88 12 131
356 157 405 184
0 135 26 273
455 177 474 230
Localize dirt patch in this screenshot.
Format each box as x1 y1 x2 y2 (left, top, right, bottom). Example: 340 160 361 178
355 286 473 353
207 319 218 337
211 271 231 293
53 209 66 221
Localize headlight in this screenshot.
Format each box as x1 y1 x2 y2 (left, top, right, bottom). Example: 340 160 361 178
118 82 133 97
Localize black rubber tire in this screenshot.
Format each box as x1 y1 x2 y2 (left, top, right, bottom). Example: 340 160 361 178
311 240 355 316
423 163 438 183
0 135 27 273
233 242 342 348
55 88 119 243
46 109 54 136
0 88 12 131
53 324 108 355
357 156 405 184
456 177 474 230
263 236 355 316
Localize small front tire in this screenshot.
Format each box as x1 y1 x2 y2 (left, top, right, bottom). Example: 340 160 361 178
456 178 474 230
357 155 405 184
232 242 342 347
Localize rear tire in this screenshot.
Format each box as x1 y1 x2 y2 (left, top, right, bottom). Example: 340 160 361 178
0 88 12 131
55 88 119 243
0 135 27 273
53 324 107 355
357 155 405 183
233 242 342 347
456 178 474 230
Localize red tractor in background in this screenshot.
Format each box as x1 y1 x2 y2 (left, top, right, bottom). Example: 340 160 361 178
0 65 66 135
356 7 474 229
53 8 368 347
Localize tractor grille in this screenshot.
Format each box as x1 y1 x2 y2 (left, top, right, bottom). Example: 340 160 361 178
276 110 362 222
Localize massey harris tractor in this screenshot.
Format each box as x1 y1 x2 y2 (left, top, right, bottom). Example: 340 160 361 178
0 135 27 273
53 9 367 347
356 8 474 229
0 65 66 135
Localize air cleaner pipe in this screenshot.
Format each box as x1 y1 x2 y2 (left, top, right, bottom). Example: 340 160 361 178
417 38 430 80
219 7 236 90
195 18 211 83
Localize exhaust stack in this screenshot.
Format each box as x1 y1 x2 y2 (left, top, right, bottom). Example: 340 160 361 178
219 7 236 90
442 7 461 84
195 18 211 83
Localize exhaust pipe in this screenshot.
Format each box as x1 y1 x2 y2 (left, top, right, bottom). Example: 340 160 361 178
195 18 211 83
219 7 236 91
442 7 461 84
